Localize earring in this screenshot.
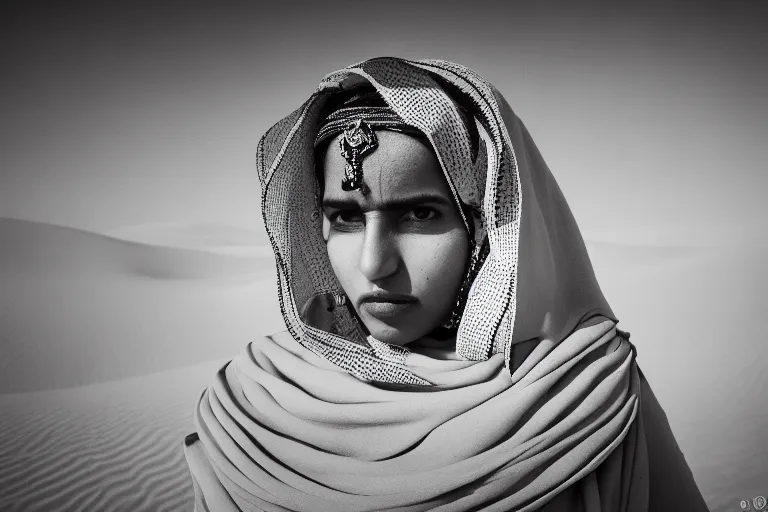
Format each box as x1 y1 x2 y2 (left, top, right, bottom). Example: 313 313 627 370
332 292 347 308
442 238 489 330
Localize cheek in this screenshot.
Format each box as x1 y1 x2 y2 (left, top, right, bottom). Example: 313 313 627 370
325 235 359 287
405 232 469 296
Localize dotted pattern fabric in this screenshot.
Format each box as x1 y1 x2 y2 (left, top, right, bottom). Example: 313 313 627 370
257 58 523 384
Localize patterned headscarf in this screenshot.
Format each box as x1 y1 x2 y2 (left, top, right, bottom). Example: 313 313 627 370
256 57 614 384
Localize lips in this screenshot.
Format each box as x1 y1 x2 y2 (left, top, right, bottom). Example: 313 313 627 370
358 291 418 305
358 291 418 319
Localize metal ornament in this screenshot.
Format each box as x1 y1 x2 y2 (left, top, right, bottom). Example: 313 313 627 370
339 119 378 194
332 292 347 308
443 238 489 330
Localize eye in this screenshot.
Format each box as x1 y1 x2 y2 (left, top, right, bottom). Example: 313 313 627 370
328 209 364 227
338 210 364 223
404 207 438 221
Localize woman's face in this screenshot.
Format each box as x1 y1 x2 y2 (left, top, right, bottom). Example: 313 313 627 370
321 130 470 346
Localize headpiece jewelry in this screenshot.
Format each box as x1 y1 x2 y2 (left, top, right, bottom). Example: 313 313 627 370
315 105 423 195
339 120 377 193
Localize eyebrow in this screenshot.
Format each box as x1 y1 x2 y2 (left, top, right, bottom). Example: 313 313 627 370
321 193 453 211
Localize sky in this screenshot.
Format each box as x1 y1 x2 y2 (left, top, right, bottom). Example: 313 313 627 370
1 0 766 246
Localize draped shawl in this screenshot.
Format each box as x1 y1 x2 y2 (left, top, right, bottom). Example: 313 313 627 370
182 58 703 511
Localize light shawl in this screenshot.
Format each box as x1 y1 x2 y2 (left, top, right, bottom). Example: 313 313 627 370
184 58 651 511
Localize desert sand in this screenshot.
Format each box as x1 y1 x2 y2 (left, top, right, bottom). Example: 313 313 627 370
1 217 766 511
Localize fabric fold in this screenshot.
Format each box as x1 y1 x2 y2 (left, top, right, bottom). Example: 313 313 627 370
185 319 647 511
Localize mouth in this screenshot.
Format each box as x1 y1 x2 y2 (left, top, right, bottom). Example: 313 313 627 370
358 292 418 319
359 291 418 306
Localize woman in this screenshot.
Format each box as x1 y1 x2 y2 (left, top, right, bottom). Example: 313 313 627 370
183 57 708 511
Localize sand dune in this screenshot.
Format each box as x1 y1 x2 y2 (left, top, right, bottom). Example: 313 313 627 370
0 359 225 512
1 217 766 511
1 218 273 279
0 218 285 392
105 221 273 258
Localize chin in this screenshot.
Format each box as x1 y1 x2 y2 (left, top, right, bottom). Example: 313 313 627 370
364 319 421 346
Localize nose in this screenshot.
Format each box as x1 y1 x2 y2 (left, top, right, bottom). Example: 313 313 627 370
358 218 399 282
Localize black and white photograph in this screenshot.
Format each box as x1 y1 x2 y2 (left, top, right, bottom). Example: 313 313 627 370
1 1 766 511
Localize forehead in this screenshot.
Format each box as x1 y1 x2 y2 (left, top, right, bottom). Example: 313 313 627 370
321 130 453 204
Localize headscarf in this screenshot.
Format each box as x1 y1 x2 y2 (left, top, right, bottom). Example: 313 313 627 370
184 57 651 511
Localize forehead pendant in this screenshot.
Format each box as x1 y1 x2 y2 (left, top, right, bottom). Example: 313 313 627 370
339 119 377 195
